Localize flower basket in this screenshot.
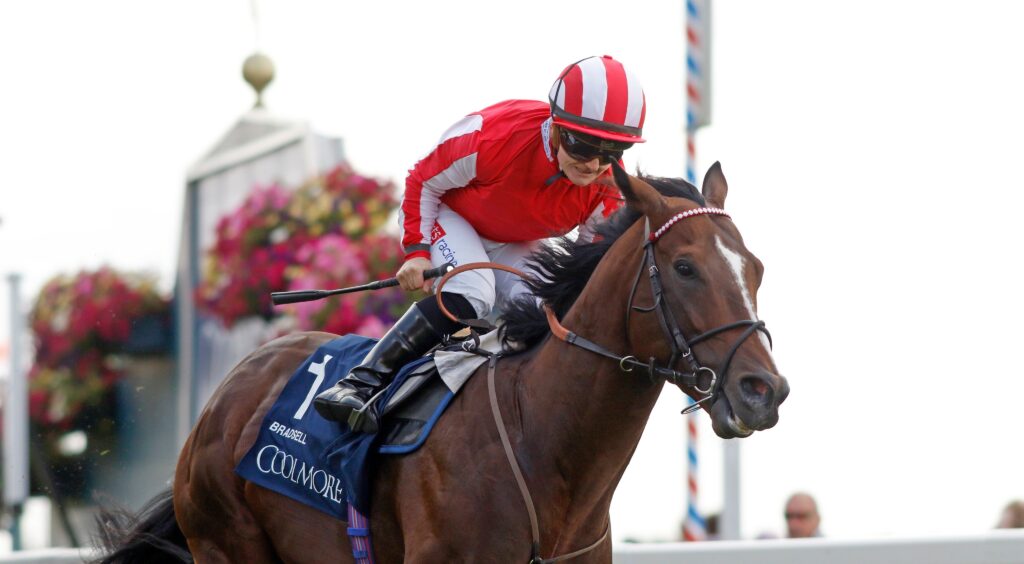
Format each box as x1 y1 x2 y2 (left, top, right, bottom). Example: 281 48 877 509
26 264 172 436
196 162 412 337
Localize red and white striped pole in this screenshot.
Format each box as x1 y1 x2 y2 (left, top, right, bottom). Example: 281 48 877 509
682 412 705 541
685 0 712 184
683 0 712 543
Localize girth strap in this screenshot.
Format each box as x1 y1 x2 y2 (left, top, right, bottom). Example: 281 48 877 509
487 354 611 563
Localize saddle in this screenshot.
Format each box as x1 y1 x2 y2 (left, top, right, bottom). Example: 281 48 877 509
376 359 450 452
378 329 500 450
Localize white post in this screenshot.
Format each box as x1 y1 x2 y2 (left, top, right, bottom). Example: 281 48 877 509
721 439 741 539
4 273 29 550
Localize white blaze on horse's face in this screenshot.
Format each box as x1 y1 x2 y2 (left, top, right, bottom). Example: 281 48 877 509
714 235 773 352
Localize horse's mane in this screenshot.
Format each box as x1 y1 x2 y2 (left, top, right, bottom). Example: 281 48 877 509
500 174 704 350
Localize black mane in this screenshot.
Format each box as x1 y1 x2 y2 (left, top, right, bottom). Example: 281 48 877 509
500 174 704 350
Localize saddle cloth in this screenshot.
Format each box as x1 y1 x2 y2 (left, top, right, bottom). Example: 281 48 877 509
234 332 502 518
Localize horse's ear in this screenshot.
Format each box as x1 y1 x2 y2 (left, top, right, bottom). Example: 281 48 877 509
609 161 665 216
702 162 729 209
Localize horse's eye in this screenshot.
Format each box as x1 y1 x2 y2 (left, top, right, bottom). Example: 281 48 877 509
674 260 697 278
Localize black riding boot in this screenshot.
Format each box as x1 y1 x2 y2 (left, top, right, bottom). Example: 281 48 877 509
313 304 442 433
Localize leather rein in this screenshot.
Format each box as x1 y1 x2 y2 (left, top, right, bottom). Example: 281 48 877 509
431 207 770 561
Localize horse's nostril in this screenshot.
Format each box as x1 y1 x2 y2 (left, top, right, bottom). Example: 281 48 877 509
740 376 772 406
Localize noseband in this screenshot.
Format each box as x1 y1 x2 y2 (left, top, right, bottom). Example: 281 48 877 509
546 206 772 413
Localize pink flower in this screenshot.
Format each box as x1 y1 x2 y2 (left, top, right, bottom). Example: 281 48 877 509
355 316 387 339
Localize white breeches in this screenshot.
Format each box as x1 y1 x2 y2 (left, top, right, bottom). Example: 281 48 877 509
400 205 542 320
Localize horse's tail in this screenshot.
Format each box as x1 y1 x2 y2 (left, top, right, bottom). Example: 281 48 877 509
90 488 192 564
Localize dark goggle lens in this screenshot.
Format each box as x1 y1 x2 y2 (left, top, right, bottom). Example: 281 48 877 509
559 129 628 164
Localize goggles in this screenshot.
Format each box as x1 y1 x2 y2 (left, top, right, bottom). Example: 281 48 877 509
558 128 633 165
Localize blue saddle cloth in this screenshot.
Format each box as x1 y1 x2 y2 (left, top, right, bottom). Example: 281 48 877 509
234 335 452 518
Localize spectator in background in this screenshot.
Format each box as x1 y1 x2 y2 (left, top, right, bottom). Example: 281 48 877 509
704 513 720 541
784 492 822 538
996 500 1024 528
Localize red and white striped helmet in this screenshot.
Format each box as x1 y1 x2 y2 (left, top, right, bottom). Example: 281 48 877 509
548 55 646 144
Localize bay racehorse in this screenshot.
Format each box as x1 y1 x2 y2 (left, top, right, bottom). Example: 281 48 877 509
94 164 788 563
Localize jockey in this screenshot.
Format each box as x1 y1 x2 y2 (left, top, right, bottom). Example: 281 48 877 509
314 55 646 433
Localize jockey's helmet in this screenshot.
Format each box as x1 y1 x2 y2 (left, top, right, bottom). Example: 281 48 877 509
548 55 646 146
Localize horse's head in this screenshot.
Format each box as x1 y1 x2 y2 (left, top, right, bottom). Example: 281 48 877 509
610 162 789 438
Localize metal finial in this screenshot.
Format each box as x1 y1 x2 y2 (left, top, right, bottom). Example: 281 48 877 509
242 53 274 108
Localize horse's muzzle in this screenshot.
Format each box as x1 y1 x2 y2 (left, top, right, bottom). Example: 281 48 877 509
710 372 789 438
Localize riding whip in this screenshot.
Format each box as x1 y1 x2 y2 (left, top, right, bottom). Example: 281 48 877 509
270 263 454 305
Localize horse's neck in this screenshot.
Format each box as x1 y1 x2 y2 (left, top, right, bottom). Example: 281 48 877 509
513 237 664 519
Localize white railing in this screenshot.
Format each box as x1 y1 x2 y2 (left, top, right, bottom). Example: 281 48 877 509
0 549 94 564
6 532 1024 563
612 530 1024 564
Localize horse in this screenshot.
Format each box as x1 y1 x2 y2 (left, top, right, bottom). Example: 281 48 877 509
93 164 788 563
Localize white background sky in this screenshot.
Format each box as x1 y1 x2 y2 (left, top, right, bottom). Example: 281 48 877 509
3 0 1024 544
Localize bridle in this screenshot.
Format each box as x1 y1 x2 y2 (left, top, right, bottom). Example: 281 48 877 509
637 208 772 409
545 206 772 414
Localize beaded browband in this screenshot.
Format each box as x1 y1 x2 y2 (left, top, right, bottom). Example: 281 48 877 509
649 207 730 242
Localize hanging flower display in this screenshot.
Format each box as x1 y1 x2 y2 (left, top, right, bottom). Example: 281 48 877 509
27 267 170 428
196 162 411 336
